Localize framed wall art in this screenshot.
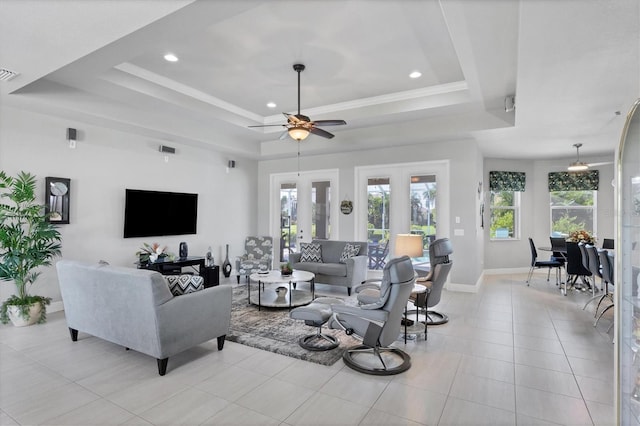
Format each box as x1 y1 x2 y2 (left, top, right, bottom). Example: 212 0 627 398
45 177 70 224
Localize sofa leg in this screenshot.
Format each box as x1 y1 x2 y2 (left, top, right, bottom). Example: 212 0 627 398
157 358 168 376
237 275 240 284
68 328 78 342
347 288 352 296
217 335 226 350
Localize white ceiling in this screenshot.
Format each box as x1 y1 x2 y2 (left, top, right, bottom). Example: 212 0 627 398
0 0 638 161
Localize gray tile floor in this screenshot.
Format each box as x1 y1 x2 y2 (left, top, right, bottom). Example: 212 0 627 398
0 272 615 425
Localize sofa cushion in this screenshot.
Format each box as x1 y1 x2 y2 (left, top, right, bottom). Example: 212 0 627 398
164 275 204 296
293 262 322 274
300 243 323 263
316 262 348 277
339 243 361 263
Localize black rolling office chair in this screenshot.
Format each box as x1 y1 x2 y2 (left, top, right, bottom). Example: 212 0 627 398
602 238 615 250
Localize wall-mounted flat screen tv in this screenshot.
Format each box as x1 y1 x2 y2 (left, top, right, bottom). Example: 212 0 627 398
124 189 198 238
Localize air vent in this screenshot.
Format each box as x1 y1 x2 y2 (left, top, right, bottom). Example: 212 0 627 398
0 68 19 82
159 145 176 154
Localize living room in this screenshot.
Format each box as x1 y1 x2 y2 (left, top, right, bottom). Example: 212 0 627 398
0 0 637 424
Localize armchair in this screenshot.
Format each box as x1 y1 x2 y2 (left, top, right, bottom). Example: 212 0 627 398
328 255 415 375
236 236 273 284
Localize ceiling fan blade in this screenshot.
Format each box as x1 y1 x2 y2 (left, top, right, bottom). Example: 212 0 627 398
588 161 613 167
311 119 346 126
248 124 287 128
310 126 335 139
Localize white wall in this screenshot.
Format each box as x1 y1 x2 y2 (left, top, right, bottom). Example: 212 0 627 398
258 138 484 288
0 106 257 305
483 157 615 269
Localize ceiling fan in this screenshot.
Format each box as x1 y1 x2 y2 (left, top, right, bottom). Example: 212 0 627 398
249 64 346 141
567 143 612 171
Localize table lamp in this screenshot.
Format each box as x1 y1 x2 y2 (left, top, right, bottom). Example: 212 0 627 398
394 234 423 258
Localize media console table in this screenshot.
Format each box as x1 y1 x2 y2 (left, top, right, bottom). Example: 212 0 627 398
139 256 219 288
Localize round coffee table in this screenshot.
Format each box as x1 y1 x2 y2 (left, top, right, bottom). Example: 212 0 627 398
248 270 315 310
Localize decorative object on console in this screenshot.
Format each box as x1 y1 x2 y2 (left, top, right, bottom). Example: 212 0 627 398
206 246 213 267
222 244 232 277
45 177 70 224
136 242 174 264
164 275 204 296
0 171 61 326
179 242 188 259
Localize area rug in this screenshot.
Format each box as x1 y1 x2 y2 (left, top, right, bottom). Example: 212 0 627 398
226 284 360 366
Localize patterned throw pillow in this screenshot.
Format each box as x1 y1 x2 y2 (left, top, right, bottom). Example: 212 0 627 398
164 275 204 296
339 243 361 263
300 243 323 263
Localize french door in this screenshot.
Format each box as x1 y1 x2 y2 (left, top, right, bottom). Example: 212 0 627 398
271 169 339 262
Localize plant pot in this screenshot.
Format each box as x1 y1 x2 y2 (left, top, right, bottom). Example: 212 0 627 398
7 303 42 327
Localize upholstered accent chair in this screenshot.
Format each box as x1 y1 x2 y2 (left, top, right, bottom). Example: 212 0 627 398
236 236 273 284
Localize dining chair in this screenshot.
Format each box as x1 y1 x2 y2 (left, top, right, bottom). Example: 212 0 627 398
583 245 603 311
564 242 592 295
595 249 614 330
368 240 389 270
527 238 563 287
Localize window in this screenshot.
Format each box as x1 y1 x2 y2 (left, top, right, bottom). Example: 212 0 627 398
550 190 596 237
490 190 520 239
367 178 390 244
409 174 436 254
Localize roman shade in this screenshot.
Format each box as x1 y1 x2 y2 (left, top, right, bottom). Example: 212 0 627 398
489 171 526 192
548 170 599 191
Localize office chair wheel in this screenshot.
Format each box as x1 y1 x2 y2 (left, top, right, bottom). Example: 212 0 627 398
343 345 411 376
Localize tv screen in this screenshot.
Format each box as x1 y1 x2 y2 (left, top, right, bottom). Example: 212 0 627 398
124 189 198 238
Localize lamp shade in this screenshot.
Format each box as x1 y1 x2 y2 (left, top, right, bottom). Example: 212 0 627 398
288 126 310 141
395 234 423 258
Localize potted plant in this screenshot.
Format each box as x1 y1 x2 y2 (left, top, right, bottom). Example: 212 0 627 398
0 171 62 326
280 262 293 276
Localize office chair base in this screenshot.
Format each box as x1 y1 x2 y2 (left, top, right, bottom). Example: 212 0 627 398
343 345 411 376
298 333 339 351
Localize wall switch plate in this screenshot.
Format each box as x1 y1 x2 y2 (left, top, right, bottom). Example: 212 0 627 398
455 216 460 223
69 140 76 149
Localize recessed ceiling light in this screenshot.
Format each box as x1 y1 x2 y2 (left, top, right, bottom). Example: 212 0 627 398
409 71 422 79
164 53 178 62
266 102 277 108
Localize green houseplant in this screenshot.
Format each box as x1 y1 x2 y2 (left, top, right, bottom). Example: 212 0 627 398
0 171 62 326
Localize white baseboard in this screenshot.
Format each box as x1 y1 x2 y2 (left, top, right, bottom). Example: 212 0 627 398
483 267 530 275
49 300 64 313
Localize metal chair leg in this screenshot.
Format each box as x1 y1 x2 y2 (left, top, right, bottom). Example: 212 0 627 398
594 303 614 327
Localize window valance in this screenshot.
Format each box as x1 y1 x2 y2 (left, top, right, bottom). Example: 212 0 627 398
548 170 599 191
489 171 526 192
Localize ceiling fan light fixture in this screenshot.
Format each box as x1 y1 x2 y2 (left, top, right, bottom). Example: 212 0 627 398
567 143 589 171
568 162 589 172
288 126 309 141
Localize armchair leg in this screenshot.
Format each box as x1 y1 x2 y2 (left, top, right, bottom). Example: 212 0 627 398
347 288 352 296
237 275 240 284
217 335 226 350
157 358 168 376
68 328 78 342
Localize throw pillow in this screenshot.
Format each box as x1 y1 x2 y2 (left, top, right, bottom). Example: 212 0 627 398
300 243 323 263
339 243 361 263
164 274 204 296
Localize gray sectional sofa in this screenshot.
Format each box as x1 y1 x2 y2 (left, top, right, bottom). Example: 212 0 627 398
289 240 368 295
56 260 232 375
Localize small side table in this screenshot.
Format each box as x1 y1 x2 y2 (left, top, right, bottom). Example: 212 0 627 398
404 282 427 342
203 265 219 288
